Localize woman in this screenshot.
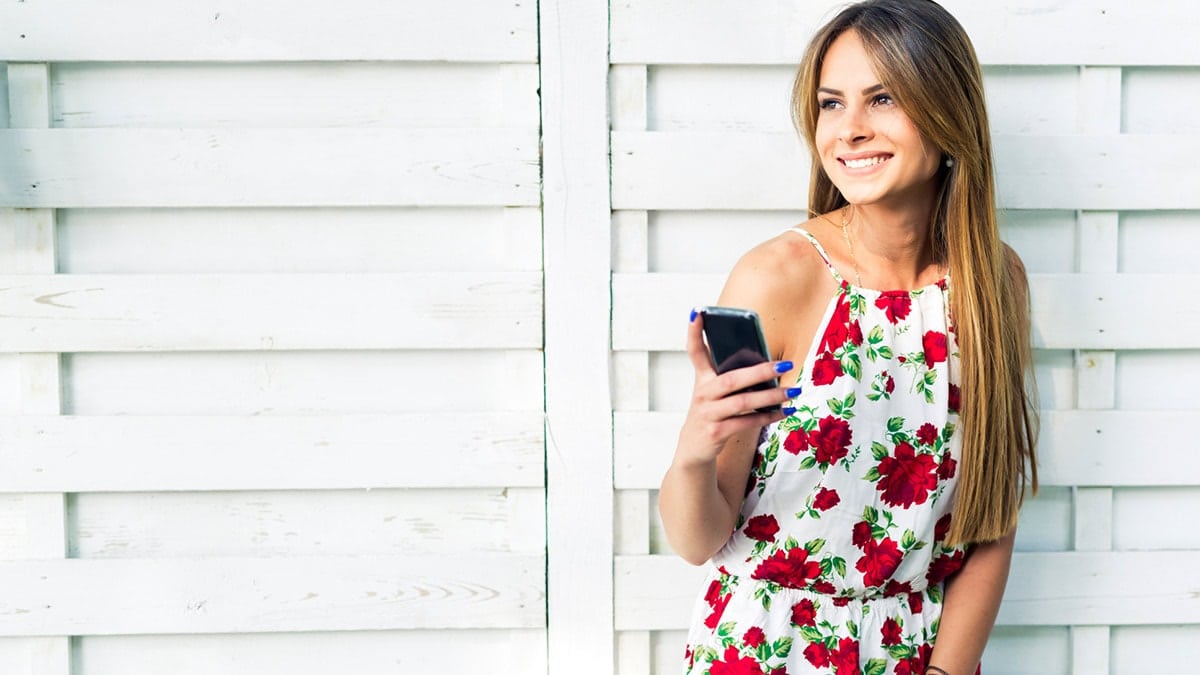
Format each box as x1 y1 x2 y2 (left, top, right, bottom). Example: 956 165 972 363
658 2 1038 673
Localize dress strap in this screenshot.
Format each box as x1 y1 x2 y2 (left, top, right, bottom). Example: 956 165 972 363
784 226 844 285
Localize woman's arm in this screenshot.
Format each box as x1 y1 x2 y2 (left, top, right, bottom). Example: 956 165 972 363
926 531 1015 674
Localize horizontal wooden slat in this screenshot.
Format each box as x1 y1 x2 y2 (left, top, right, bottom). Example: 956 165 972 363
614 410 1200 490
0 1 536 63
615 551 1200 630
0 129 539 208
0 413 543 492
0 554 544 636
612 132 1200 211
612 273 1200 351
0 272 541 352
611 0 1200 66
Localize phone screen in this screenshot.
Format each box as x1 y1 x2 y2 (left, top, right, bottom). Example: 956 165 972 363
701 307 779 411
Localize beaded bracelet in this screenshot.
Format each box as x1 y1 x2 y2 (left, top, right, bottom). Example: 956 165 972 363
925 668 950 675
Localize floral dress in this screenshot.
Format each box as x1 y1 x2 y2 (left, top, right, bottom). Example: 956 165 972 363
683 228 972 675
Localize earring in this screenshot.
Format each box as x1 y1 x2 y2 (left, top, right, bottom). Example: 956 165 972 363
945 157 955 168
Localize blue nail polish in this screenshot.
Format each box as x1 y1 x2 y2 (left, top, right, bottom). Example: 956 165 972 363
689 308 698 323
782 407 797 416
774 361 794 374
786 387 802 398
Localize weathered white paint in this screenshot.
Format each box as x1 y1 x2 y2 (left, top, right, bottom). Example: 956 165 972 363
0 272 541 352
611 0 1200 66
0 1 537 63
0 128 539 208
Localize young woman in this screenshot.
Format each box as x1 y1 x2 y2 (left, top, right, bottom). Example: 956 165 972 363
658 2 1038 673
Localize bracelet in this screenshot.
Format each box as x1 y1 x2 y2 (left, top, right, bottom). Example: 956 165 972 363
925 668 950 675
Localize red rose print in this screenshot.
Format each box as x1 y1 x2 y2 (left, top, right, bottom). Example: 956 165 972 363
752 547 822 589
934 514 952 542
937 452 957 480
848 320 864 346
743 626 766 648
812 351 844 385
743 514 780 542
880 617 902 646
856 537 903 587
832 596 851 607
704 579 722 605
922 331 948 367
852 520 873 548
916 423 938 447
883 579 912 597
803 641 831 668
709 645 765 675
829 637 861 674
948 383 961 412
809 416 853 465
885 373 896 394
783 430 808 455
926 550 966 585
811 580 836 595
875 442 938 508
907 591 924 613
820 295 852 352
813 487 840 511
875 292 912 324
790 598 817 627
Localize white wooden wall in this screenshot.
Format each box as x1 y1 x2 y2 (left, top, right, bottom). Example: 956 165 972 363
608 2 1200 674
0 3 546 674
1 2 1198 675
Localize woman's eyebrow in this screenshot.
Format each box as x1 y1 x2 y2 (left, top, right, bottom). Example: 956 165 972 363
817 84 886 96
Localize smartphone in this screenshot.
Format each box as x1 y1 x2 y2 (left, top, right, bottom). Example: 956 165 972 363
699 306 779 412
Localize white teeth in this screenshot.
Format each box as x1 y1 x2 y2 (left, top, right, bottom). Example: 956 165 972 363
843 156 889 169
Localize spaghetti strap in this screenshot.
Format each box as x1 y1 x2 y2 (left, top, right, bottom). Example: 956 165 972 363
784 226 844 285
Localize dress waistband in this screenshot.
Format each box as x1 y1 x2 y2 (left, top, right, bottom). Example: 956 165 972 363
712 565 931 605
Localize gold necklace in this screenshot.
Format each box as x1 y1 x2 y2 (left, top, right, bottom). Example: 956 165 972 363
840 206 863 287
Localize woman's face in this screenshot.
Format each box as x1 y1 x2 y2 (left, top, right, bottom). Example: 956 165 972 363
814 29 942 210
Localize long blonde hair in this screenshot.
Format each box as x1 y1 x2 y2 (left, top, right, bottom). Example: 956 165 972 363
792 0 1037 545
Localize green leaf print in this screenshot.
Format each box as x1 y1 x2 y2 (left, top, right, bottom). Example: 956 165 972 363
799 455 817 470
717 621 736 638
901 529 917 549
842 351 862 380
928 584 943 604
877 345 894 359
779 416 804 432
756 642 773 663
864 658 888 675
799 625 824 644
765 435 779 462
868 324 884 344
888 643 914 660
774 637 793 658
805 538 826 555
864 466 881 481
887 416 905 433
847 620 859 639
871 441 889 461
833 556 847 577
863 505 879 524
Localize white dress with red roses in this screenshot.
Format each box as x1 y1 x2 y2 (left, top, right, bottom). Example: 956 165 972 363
682 228 973 675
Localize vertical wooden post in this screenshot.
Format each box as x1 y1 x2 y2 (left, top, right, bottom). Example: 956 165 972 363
1070 65 1122 675
541 1 614 671
1 62 72 675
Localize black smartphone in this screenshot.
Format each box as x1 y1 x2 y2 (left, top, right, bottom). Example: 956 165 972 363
700 306 779 412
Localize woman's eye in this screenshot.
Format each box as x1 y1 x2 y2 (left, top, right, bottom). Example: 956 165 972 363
872 93 895 106
818 99 842 110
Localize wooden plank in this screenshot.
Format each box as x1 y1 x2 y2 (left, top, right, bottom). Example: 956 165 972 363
614 551 1200 630
614 410 1200 490
610 0 1200 66
0 554 544 636
542 0 613 672
0 272 541 352
0 128 539 208
0 1 536 63
0 413 543 492
611 132 1200 211
612 273 1200 351
59 630 545 675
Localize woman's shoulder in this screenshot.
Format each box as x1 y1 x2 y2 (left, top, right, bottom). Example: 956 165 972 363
723 214 837 298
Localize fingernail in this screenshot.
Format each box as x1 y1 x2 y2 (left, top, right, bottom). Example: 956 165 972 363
786 387 802 398
775 361 794 374
782 407 797 416
689 308 698 323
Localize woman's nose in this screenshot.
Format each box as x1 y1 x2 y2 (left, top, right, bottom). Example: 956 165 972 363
839 107 873 143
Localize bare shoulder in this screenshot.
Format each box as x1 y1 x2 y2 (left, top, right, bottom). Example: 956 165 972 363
717 216 839 359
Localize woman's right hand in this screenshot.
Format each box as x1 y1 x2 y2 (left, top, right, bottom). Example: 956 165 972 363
673 310 798 469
